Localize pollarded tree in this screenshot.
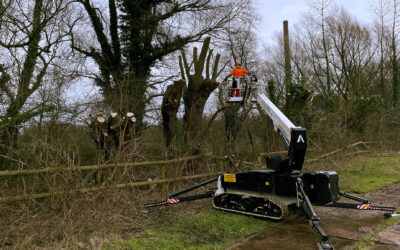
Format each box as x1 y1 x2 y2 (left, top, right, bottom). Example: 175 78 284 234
179 37 225 152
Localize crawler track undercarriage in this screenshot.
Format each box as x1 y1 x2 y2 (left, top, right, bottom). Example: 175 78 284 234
212 190 291 220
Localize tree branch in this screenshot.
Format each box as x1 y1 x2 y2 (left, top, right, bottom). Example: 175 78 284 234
193 46 198 66
178 55 186 80
109 0 121 67
181 50 191 79
0 65 12 100
78 0 114 65
212 53 222 80
195 37 211 80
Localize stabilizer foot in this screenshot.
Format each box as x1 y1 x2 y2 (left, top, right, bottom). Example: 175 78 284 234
385 212 400 218
318 242 334 250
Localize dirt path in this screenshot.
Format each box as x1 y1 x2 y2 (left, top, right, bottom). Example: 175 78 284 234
228 183 400 250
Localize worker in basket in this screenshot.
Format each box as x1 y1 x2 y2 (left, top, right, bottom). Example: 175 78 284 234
224 62 248 97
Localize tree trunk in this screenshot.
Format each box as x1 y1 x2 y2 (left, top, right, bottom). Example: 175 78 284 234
183 78 218 152
0 125 18 159
223 104 241 154
393 41 399 107
162 79 184 150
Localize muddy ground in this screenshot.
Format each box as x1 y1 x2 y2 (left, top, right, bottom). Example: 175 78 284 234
228 183 400 250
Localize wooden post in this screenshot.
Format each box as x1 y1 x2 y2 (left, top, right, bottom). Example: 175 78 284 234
161 164 166 192
283 20 292 115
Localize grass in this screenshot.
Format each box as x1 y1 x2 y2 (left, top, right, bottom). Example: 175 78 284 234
338 156 400 193
105 210 295 250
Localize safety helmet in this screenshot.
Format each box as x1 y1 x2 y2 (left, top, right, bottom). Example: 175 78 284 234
236 62 242 68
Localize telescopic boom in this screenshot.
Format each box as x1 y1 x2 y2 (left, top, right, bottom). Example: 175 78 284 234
250 79 307 172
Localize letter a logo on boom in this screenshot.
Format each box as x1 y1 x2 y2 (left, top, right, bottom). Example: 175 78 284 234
297 135 305 143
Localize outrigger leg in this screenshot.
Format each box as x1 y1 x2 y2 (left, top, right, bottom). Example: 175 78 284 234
297 178 334 250
324 191 396 217
143 176 218 209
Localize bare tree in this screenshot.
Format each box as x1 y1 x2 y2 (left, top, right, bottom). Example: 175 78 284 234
374 0 390 106
292 0 333 100
0 0 72 161
311 0 332 93
326 9 378 100
388 0 400 107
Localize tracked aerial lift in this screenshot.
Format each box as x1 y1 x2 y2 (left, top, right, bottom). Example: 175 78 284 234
145 76 396 250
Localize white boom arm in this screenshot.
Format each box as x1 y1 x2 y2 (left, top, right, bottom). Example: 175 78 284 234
251 84 300 146
249 78 307 172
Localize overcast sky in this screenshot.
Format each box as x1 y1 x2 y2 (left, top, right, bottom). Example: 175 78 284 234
255 0 376 44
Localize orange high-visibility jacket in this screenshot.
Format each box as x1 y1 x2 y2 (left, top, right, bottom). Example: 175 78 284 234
230 66 248 78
